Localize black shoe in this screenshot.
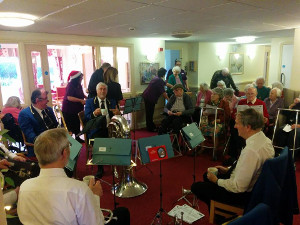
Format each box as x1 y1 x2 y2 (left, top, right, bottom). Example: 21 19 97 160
76 137 85 143
95 165 104 179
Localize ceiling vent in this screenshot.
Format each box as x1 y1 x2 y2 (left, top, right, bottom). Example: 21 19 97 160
171 31 192 38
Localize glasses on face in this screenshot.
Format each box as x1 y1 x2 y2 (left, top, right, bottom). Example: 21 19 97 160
39 97 48 101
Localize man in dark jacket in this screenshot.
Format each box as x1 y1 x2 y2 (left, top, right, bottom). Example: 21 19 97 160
87 63 111 98
210 68 239 95
159 84 194 134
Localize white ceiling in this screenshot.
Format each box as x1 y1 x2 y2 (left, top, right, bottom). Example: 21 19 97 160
0 0 299 44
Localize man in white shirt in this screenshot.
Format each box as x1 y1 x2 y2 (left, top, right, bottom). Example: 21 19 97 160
17 128 105 225
191 108 275 208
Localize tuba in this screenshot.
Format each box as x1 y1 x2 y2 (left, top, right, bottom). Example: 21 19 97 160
108 115 147 198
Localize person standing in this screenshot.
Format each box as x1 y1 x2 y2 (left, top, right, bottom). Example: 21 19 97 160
166 59 188 90
142 68 168 132
87 63 111 99
103 67 123 110
166 66 186 98
62 71 86 143
210 68 239 95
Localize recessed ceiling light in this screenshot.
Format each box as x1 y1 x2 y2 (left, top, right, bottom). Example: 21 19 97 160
0 12 37 27
235 36 256 43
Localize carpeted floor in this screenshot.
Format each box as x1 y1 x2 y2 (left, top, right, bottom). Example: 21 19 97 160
75 129 300 225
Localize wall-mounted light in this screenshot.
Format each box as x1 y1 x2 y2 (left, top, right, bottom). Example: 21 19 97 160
216 43 228 60
246 45 257 59
235 36 256 44
0 12 37 27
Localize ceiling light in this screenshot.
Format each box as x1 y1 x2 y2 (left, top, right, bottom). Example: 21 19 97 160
172 31 192 38
0 12 37 27
235 36 256 44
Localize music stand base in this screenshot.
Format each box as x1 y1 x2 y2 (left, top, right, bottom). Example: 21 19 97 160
151 208 169 225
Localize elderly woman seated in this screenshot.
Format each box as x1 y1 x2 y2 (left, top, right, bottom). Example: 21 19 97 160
1 96 22 123
223 88 238 114
264 88 284 125
217 80 226 89
193 83 212 125
200 87 230 151
256 77 270 101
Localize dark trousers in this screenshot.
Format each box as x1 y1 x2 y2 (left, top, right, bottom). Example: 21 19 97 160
274 126 300 149
160 115 191 134
108 207 130 225
63 112 81 136
144 99 156 131
191 172 251 209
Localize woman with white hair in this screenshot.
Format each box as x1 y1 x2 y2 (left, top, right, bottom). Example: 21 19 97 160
223 88 238 114
256 77 270 101
193 83 213 124
217 80 226 89
1 96 22 123
166 66 186 97
264 88 284 123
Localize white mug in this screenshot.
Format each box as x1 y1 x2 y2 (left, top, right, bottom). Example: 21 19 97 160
207 167 218 176
83 175 95 186
101 109 107 116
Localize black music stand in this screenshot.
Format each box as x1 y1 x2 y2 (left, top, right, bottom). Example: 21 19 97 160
138 134 174 224
177 123 205 206
90 138 132 209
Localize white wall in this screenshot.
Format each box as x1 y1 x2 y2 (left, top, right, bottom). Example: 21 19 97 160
268 37 294 86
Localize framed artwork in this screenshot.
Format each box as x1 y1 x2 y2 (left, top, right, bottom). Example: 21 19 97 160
140 62 159 84
229 53 244 74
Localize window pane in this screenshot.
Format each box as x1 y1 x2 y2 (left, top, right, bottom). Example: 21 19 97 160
117 47 130 92
31 51 43 88
100 47 114 66
0 43 24 104
47 45 93 105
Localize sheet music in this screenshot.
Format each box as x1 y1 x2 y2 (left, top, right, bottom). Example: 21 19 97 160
237 104 263 115
283 124 292 132
168 204 205 224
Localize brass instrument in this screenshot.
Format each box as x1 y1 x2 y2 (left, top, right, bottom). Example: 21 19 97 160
108 115 147 198
101 208 117 224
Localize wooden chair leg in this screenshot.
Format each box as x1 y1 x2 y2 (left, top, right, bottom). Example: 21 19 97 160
209 200 216 224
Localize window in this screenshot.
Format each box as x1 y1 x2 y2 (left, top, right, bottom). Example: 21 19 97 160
100 46 131 93
0 43 24 104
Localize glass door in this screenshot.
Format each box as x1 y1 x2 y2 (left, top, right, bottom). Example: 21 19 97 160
24 44 52 105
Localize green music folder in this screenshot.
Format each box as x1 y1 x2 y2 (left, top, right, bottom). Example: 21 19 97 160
138 134 174 164
92 138 132 166
66 134 82 171
181 123 205 148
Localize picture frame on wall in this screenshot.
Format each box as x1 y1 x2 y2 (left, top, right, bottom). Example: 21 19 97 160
140 62 159 84
229 53 244 74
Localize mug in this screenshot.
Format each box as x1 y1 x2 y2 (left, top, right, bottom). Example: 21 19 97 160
83 175 95 186
101 109 107 116
207 167 218 176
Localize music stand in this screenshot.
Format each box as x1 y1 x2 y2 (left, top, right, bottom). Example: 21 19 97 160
138 134 174 224
177 123 205 206
123 96 143 162
91 138 132 209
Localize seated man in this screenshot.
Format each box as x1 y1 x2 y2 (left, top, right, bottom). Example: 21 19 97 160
191 108 275 209
85 82 120 138
159 84 194 134
18 88 58 156
85 82 120 178
228 86 269 160
17 128 130 225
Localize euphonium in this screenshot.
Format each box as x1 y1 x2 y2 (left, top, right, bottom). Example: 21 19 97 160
108 115 147 198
